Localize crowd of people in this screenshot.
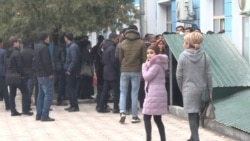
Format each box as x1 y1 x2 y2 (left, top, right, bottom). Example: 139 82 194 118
0 24 213 141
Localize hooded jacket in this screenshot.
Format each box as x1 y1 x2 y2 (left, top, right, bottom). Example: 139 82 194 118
142 54 168 115
119 29 146 72
102 40 119 80
176 49 213 113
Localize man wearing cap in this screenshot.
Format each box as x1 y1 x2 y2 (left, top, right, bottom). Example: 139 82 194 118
34 31 55 121
64 32 80 112
6 36 33 116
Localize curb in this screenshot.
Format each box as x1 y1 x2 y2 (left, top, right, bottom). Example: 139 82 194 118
169 105 250 141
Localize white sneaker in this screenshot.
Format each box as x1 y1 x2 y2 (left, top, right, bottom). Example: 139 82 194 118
119 113 126 124
131 116 141 123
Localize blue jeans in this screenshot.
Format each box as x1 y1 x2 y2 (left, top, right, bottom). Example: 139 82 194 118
24 73 34 108
36 77 54 119
119 72 141 117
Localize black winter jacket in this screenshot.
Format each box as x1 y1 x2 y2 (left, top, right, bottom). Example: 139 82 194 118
54 43 66 71
102 40 119 80
33 42 53 77
6 47 24 76
20 48 34 75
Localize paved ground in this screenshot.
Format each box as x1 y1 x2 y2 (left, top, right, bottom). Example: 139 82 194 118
0 94 236 141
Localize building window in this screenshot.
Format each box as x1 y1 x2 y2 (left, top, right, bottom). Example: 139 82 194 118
213 0 225 33
243 16 250 61
166 5 172 32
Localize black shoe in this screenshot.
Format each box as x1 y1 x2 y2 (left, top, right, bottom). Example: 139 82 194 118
56 102 67 106
22 111 34 116
113 109 119 113
11 111 22 116
41 117 55 122
36 116 41 121
68 107 79 112
6 107 10 111
64 106 73 111
97 108 110 113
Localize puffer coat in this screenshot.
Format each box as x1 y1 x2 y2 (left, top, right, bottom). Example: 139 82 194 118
142 54 168 115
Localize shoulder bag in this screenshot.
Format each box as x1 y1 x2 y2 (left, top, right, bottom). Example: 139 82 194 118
200 53 215 128
80 62 93 77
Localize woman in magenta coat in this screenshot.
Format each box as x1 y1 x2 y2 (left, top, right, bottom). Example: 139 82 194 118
142 44 168 141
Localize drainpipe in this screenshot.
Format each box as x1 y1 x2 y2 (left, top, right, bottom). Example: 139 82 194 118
169 51 173 105
140 0 145 36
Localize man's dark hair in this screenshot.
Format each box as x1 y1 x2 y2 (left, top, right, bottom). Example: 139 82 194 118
97 35 104 43
185 27 193 32
108 33 118 40
176 25 184 31
59 33 66 44
38 31 49 41
218 29 225 34
9 36 18 46
23 38 33 48
206 31 214 34
64 32 74 41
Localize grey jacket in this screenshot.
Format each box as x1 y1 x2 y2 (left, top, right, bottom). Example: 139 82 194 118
176 49 213 113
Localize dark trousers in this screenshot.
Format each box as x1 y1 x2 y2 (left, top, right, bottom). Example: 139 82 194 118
96 85 103 109
144 114 166 141
9 79 29 113
66 73 78 108
138 80 145 108
0 76 9 109
188 113 200 141
55 69 66 103
99 80 119 110
24 73 34 109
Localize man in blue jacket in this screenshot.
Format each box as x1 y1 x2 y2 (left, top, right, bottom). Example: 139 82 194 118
0 38 9 110
64 32 80 112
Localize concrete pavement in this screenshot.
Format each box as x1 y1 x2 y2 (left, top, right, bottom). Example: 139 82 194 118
0 94 236 141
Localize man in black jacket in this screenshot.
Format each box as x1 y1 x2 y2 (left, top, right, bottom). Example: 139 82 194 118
6 36 33 116
34 31 55 121
20 38 34 111
98 33 120 113
64 32 80 112
53 34 67 106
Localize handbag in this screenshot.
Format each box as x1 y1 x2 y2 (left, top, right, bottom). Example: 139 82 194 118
80 63 93 77
200 53 215 128
205 101 216 119
200 100 216 128
5 72 22 87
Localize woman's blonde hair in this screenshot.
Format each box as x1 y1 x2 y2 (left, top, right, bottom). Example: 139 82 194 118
184 32 203 50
